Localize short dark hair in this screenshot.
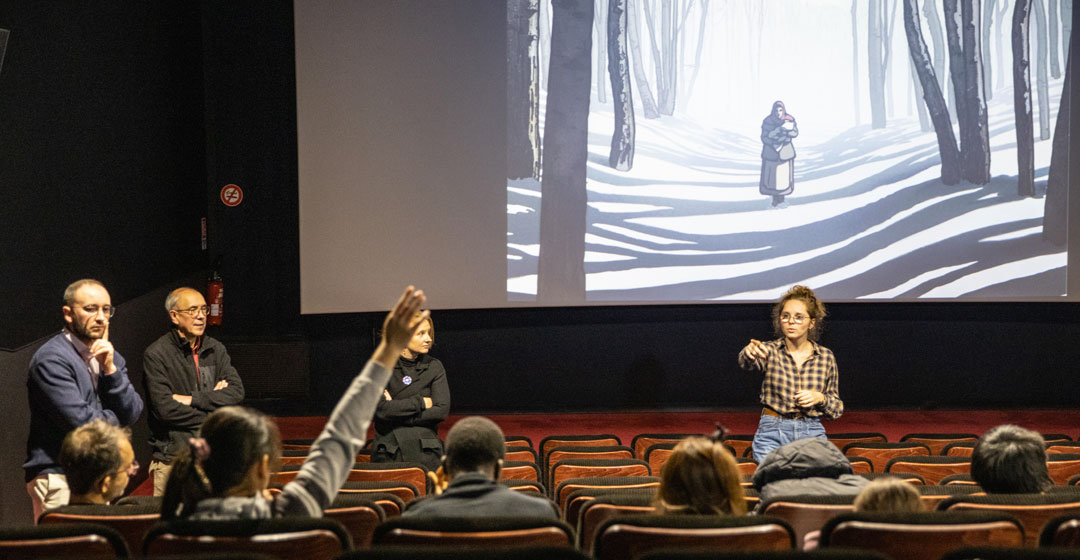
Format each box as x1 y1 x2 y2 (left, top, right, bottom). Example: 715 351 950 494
63 279 105 306
443 416 505 476
971 424 1052 493
59 420 129 495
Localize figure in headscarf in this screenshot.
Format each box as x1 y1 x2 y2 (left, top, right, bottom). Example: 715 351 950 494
759 101 799 207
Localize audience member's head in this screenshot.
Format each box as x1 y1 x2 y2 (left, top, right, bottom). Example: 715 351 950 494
971 424 1051 493
655 437 747 515
59 420 135 505
853 477 924 513
442 416 505 480
161 406 282 518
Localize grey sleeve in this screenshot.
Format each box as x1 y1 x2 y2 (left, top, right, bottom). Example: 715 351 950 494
275 359 392 516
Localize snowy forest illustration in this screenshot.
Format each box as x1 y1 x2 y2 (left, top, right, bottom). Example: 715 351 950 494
506 0 1073 303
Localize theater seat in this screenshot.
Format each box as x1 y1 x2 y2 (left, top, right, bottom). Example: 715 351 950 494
884 456 970 485
373 516 574 548
0 522 129 560
899 433 979 456
939 491 1080 547
143 517 352 560
592 514 795 560
1039 514 1080 548
842 442 930 472
576 491 655 555
820 511 1024 557
759 494 856 550
550 458 650 492
630 433 699 459
39 503 159 555
323 494 384 547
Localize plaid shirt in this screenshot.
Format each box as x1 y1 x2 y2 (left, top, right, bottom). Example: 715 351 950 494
738 338 843 420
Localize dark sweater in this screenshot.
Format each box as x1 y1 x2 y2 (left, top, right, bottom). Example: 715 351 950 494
143 331 244 462
24 332 143 481
403 473 559 519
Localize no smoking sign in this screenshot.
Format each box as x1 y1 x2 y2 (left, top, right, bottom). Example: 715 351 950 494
220 184 244 207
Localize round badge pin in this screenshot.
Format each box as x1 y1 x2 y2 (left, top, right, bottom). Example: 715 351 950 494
402 375 413 386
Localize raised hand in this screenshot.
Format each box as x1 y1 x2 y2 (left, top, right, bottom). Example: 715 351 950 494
374 286 428 368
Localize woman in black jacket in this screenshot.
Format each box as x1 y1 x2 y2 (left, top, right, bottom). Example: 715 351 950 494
371 312 449 471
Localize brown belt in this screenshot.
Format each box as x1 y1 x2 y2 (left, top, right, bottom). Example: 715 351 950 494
762 407 806 420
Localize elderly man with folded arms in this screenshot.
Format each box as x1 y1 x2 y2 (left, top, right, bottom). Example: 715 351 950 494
143 287 244 495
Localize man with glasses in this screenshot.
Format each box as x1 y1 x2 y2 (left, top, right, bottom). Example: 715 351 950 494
24 279 144 520
143 287 244 496
59 419 138 506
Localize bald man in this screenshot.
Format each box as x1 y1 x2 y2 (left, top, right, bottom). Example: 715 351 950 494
143 287 244 495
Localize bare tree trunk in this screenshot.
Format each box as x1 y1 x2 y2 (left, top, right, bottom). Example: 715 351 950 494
911 55 932 130
869 0 889 128
1033 0 1052 140
887 0 901 119
852 0 862 126
684 0 708 99
925 0 956 123
1062 0 1072 60
628 0 660 118
538 0 593 303
944 0 969 149
996 0 1010 89
594 0 608 103
982 0 996 100
659 0 678 115
945 0 991 184
540 0 551 91
984 0 997 100
905 0 962 184
643 0 678 116
1049 0 1061 78
1043 33 1070 244
960 0 991 183
508 0 542 180
608 0 635 171
1013 0 1036 196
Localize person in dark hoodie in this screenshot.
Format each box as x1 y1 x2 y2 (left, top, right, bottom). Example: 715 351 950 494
751 437 868 513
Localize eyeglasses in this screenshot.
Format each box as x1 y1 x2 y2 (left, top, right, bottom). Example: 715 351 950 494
173 305 210 317
119 459 139 477
780 313 809 324
77 305 116 318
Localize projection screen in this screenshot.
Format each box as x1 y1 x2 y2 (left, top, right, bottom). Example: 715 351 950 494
296 0 1074 314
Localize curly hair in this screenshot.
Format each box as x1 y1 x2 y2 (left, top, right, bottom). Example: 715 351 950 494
772 285 826 341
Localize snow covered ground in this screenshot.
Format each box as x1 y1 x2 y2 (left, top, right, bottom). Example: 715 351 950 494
508 78 1067 302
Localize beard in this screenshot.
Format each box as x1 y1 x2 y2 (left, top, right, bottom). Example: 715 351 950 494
71 319 105 341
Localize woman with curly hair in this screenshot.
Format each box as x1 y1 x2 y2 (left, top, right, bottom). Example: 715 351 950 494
738 285 843 463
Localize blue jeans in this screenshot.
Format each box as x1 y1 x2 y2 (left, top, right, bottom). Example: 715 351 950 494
751 414 827 463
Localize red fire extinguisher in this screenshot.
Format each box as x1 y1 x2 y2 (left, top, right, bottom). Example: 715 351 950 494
207 258 223 326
